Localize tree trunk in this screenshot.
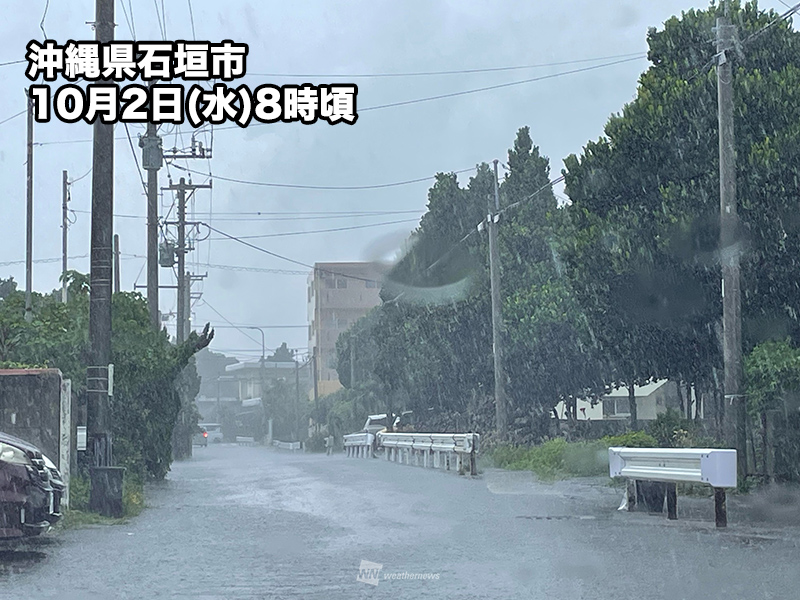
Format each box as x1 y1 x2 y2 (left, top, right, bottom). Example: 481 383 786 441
628 382 638 430
676 380 685 417
685 381 693 420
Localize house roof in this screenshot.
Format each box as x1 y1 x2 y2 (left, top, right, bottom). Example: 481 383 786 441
605 379 669 398
225 360 297 373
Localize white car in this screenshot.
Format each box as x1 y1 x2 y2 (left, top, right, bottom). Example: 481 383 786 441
199 423 224 443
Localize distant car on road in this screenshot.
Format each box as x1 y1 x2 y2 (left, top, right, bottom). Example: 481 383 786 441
0 431 57 539
199 423 223 444
192 426 208 447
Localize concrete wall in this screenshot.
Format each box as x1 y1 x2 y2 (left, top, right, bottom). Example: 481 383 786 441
0 369 63 460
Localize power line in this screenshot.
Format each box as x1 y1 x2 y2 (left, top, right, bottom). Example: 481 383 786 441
0 59 25 68
198 299 262 348
153 0 166 40
358 55 646 113
247 52 646 79
119 0 135 38
208 218 418 240
35 53 648 146
69 167 93 184
0 109 26 127
205 224 380 283
187 0 197 39
123 122 149 196
171 163 475 190
120 254 308 274
741 2 800 45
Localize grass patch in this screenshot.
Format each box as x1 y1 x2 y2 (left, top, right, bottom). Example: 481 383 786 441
60 470 145 529
491 431 658 481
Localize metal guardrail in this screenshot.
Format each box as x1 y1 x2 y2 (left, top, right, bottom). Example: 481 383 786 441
343 432 374 458
235 436 256 446
608 447 737 527
376 432 480 476
272 440 301 451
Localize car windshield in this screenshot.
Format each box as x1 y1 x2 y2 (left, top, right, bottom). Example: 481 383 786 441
3 1 800 598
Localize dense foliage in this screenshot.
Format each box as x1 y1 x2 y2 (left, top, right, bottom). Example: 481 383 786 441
327 3 800 477
0 273 211 479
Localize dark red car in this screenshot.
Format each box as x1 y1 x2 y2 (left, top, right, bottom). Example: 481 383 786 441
0 431 60 539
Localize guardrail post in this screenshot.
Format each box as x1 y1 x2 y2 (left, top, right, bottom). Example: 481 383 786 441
667 483 678 520
626 480 637 512
714 488 727 528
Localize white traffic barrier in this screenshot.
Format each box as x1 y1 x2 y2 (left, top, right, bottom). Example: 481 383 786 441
343 432 374 458
377 432 480 476
272 440 301 451
608 447 737 527
235 436 256 446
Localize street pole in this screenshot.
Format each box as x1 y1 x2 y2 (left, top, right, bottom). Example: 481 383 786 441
113 234 120 294
62 170 68 303
165 177 210 343
716 7 746 479
25 91 33 322
312 347 319 433
140 120 162 329
176 179 187 343
87 0 122 518
489 159 508 442
294 359 301 441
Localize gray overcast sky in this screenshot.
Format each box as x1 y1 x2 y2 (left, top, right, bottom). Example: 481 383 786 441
0 0 789 361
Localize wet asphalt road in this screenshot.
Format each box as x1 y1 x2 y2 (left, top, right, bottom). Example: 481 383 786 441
1 443 800 600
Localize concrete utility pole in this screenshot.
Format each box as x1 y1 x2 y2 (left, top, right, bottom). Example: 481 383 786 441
61 170 68 303
87 0 124 518
140 121 162 329
294 359 301 441
25 91 33 322
716 6 746 479
164 177 211 343
113 234 120 294
488 159 508 442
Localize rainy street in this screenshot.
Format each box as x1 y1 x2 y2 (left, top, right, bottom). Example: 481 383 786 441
1 444 798 600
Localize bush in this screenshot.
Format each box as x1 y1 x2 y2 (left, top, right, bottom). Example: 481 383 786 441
66 471 143 518
492 432 662 480
601 431 658 448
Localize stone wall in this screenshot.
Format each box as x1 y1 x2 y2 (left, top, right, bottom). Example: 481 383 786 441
0 368 63 459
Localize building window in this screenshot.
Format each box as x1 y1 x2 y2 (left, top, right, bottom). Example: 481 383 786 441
325 278 335 289
366 280 377 288
337 278 347 289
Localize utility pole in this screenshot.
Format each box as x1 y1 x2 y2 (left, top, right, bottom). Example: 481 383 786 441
113 234 120 294
176 180 187 344
87 0 122 518
312 347 319 433
140 120 162 329
164 177 211 343
488 159 508 442
716 5 746 479
25 91 33 322
62 170 68 303
294 359 301 441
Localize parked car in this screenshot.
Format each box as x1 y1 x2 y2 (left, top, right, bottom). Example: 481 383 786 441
361 411 414 436
192 426 208 447
199 423 224 443
41 454 64 525
0 431 56 539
